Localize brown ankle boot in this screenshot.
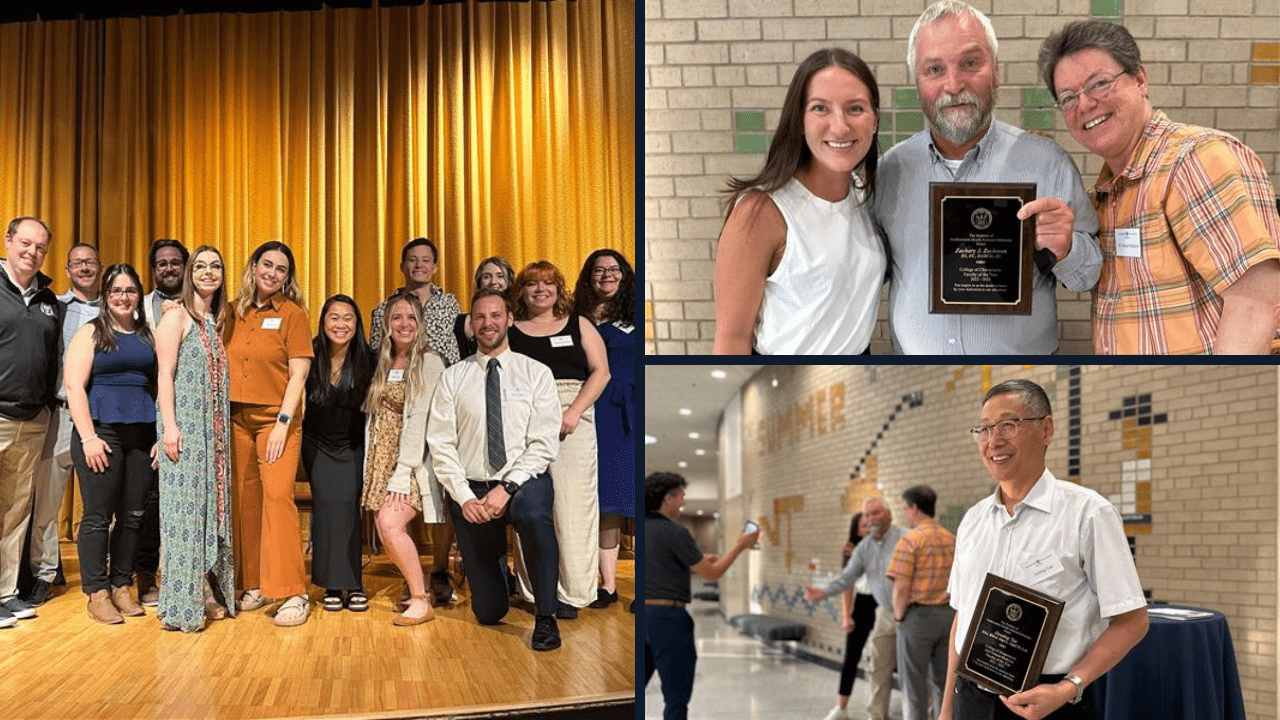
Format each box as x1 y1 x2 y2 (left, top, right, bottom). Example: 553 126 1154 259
88 589 124 625
110 585 145 617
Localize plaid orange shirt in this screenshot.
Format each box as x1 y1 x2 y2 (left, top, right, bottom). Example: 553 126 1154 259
1090 110 1280 354
886 517 955 606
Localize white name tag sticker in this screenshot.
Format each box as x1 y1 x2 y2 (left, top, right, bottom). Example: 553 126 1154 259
388 369 405 382
1021 550 1065 582
550 335 574 348
1115 228 1141 258
504 388 530 403
261 317 283 330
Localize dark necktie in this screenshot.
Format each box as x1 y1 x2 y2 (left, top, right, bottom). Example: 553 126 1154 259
486 358 507 473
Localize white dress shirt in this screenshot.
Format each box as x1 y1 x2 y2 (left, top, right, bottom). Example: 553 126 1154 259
948 468 1146 674
427 346 560 505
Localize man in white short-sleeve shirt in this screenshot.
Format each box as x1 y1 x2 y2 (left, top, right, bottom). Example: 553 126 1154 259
941 379 1148 720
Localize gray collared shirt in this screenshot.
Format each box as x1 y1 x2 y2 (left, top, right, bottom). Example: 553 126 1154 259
871 121 1102 354
56 290 101 400
819 523 906 609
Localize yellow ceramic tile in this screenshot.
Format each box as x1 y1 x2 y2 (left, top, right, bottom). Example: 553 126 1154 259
1251 64 1280 85
1253 41 1280 62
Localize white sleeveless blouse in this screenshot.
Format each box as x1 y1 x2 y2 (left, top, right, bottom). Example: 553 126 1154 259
753 178 887 355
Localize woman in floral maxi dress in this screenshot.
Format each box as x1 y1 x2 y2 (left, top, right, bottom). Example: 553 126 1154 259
155 246 236 632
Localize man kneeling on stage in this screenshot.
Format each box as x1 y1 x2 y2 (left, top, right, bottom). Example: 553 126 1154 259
427 288 564 651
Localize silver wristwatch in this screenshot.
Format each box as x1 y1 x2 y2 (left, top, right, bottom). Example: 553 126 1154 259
1063 673 1085 705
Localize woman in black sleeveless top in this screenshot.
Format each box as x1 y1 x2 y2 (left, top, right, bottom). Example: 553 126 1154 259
507 260 610 617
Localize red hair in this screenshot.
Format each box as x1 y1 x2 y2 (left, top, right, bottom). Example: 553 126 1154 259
512 260 573 320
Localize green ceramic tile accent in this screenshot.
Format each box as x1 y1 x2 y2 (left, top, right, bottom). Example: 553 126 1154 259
893 88 920 109
1022 110 1054 131
735 133 768 153
1022 88 1056 108
879 134 894 153
896 111 924 133
735 110 765 131
1091 0 1121 15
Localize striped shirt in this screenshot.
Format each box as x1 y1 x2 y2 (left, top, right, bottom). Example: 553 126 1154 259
872 120 1102 354
1089 110 1280 355
887 517 955 607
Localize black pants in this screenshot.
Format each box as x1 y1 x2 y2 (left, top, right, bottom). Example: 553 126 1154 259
302 436 364 591
448 472 559 622
839 592 879 696
956 676 1095 720
72 422 156 594
134 470 160 576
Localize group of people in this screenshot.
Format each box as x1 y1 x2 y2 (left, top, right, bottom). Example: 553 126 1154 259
0 220 637 653
646 379 1149 720
713 1 1280 355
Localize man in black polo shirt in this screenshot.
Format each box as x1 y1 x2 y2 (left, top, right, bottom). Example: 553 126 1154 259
645 471 759 720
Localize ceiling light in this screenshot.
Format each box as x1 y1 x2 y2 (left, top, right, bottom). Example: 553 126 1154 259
688 432 700 439
678 461 688 468
679 408 692 416
711 370 726 379
696 510 704 516
645 435 656 445
695 449 706 456
771 377 778 387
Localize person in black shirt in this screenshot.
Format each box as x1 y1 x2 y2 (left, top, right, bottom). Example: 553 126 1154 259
645 471 759 720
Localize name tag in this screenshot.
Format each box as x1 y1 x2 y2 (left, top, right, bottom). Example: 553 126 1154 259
388 369 405 382
1021 550 1065 582
1115 228 1141 258
550 335 574 348
504 388 530 403
261 317 283 330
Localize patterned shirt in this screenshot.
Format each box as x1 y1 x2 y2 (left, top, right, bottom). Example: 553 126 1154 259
370 283 462 366
886 517 955 607
1089 110 1280 355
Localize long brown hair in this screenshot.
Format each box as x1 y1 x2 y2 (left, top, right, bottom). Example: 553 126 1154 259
90 264 154 353
362 292 433 414
181 245 227 331
723 48 881 220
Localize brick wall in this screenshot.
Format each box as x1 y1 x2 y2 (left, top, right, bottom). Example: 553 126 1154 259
724 364 1277 720
644 0 1280 355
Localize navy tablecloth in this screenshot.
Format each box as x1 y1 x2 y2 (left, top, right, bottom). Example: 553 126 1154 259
1091 605 1246 720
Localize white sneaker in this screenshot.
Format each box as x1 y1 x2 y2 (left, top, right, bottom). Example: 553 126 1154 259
821 706 850 720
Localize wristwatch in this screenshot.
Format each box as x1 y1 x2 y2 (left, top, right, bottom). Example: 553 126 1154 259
276 412 291 425
500 480 520 496
1062 673 1085 705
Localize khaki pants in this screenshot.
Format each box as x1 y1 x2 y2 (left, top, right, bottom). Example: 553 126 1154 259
867 605 899 720
0 410 50 600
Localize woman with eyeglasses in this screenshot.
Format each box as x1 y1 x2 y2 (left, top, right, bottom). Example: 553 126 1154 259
154 246 236 632
64 263 158 625
571 250 635 610
508 260 610 618
225 241 314 627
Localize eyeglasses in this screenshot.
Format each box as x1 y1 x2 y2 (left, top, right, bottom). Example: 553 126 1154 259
154 259 185 270
107 287 141 297
192 262 223 273
1054 71 1126 113
969 416 1047 444
592 267 623 278
68 259 101 269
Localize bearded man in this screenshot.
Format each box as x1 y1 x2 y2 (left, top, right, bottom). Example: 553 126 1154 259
870 0 1103 355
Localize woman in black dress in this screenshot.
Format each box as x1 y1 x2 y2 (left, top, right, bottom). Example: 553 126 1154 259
301 295 375 611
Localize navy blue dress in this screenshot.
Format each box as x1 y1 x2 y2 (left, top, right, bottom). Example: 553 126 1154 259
594 320 635 517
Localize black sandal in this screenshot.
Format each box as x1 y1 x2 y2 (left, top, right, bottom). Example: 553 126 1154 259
346 590 369 612
322 591 344 612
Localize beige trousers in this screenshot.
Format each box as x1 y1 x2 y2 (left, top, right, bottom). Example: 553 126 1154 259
867 605 900 720
514 380 600 608
0 410 50 600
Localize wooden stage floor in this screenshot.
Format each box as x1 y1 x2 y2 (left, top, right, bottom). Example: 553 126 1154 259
0 543 635 719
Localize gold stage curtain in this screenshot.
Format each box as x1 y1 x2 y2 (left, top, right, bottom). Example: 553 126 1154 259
0 0 634 321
